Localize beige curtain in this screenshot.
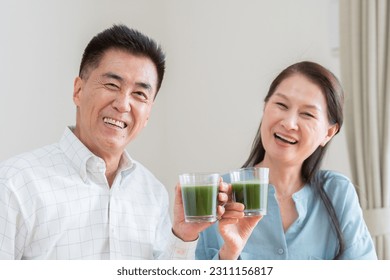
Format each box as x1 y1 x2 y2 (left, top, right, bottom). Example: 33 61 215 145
340 0 390 259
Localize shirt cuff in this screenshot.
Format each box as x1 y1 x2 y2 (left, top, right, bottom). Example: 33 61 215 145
167 229 198 259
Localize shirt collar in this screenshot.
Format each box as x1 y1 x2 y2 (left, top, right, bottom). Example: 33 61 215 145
59 126 134 182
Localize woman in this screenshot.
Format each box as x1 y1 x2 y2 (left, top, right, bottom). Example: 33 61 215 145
196 61 377 260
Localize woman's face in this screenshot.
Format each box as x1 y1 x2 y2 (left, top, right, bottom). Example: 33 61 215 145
261 74 338 167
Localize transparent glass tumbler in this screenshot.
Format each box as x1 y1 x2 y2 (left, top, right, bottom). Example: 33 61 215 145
179 172 220 222
230 167 269 216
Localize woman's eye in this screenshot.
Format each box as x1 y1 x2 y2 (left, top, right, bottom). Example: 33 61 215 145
276 102 287 109
302 112 315 118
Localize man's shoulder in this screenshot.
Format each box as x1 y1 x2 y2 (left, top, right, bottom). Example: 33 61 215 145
0 143 63 179
131 160 160 182
129 159 167 191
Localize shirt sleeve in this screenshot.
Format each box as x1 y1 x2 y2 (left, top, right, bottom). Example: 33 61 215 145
0 180 27 259
152 188 197 260
162 230 198 259
330 177 378 260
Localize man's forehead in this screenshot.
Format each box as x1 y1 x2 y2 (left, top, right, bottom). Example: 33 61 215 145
98 50 158 84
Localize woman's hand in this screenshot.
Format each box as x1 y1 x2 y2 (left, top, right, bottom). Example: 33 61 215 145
217 185 263 260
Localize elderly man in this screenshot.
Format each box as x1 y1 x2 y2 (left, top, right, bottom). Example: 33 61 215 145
0 25 228 259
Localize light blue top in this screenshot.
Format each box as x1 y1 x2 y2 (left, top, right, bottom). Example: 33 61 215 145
196 170 377 260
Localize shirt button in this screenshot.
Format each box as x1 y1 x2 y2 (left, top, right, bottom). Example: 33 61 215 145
277 248 284 255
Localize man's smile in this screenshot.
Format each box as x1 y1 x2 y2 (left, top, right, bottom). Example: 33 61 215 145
103 117 127 129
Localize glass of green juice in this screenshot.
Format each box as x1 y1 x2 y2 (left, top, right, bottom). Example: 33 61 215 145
179 172 220 223
230 167 269 216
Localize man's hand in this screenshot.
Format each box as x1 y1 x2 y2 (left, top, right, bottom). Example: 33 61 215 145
172 179 229 241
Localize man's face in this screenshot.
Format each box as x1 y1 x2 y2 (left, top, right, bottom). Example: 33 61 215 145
73 48 158 159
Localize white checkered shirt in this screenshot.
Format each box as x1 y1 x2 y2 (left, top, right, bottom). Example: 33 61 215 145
0 127 196 259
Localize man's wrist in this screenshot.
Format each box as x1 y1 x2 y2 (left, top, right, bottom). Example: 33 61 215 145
171 228 199 242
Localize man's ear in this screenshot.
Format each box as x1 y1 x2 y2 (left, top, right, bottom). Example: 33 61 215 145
73 77 83 106
321 123 339 147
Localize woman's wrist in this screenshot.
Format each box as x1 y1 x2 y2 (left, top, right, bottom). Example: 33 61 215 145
218 244 241 260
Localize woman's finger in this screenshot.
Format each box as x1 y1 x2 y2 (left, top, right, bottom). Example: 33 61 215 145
224 202 245 212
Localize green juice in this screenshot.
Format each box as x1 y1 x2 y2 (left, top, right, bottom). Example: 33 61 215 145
181 185 217 222
232 182 268 215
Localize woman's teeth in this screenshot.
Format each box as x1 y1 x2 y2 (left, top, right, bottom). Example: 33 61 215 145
275 133 297 144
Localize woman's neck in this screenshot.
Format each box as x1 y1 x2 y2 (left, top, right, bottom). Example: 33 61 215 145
257 157 304 198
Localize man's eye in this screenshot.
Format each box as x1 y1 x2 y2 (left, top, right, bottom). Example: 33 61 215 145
104 83 119 90
133 92 148 100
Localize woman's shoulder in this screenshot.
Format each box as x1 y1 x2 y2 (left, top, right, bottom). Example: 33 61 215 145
316 169 358 206
317 170 353 188
318 169 349 180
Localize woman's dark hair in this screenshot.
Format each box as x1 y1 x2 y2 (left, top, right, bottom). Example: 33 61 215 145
78 24 166 98
243 61 345 259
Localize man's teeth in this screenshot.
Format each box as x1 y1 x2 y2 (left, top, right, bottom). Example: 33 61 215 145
275 133 297 144
103 117 126 129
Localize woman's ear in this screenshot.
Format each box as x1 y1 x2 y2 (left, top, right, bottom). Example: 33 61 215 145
321 123 339 147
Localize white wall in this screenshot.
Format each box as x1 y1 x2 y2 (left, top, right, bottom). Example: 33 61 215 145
0 0 350 214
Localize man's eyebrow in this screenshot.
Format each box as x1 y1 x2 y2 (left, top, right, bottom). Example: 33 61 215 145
136 82 152 92
102 72 153 94
102 72 123 81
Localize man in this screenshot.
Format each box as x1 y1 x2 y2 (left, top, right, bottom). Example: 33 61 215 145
0 25 227 259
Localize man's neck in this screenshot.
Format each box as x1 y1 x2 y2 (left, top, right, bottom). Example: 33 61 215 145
102 153 123 187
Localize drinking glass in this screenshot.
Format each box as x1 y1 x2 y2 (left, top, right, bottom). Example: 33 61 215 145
230 167 269 216
179 172 220 222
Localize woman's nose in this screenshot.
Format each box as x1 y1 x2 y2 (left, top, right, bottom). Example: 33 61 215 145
280 113 298 130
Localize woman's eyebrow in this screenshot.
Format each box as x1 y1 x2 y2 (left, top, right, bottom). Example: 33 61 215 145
274 92 322 111
274 92 289 100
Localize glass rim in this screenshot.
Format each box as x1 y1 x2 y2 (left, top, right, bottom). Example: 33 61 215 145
179 172 221 177
229 166 269 173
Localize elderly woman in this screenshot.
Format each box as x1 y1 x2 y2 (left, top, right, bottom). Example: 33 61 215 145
196 61 377 260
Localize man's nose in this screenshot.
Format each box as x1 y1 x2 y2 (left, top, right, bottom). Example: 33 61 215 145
112 93 131 113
